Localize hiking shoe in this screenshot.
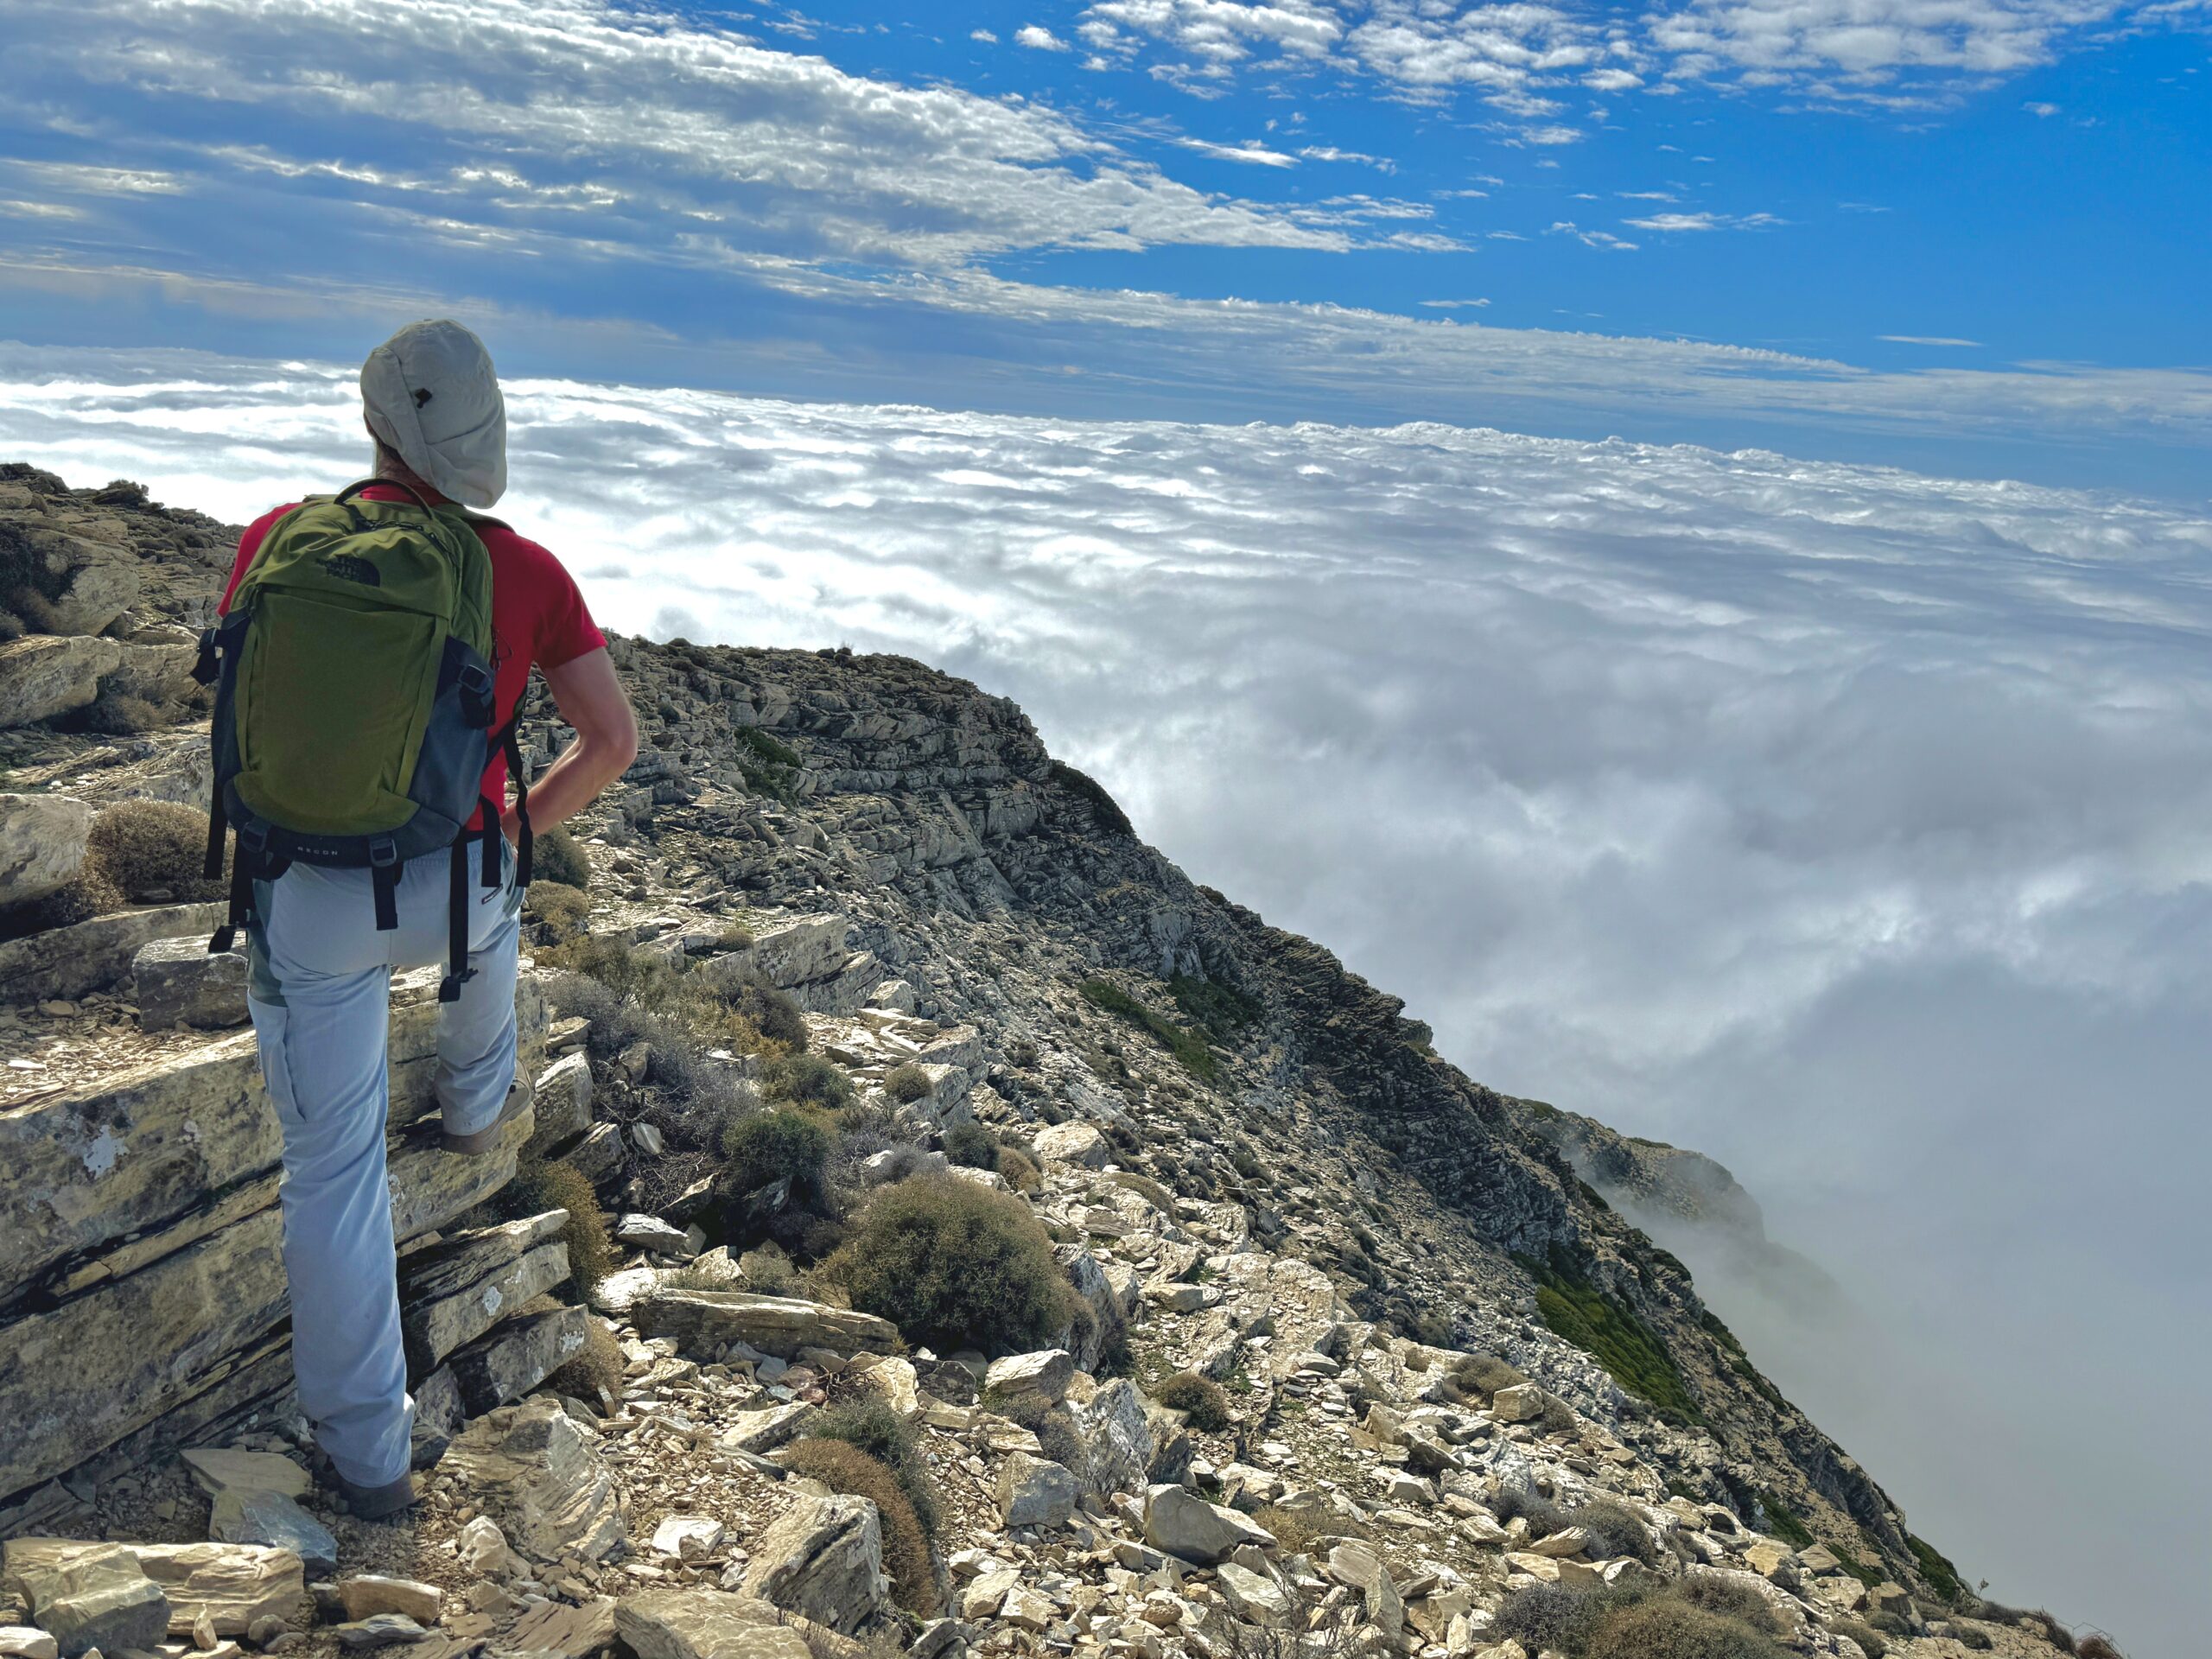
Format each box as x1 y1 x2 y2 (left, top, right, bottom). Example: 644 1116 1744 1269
334 1469 418 1521
441 1084 527 1155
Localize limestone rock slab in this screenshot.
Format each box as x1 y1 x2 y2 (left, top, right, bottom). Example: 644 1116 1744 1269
442 1396 626 1565
0 976 535 1305
399 1212 570 1374
0 901 224 1007
737 1495 889 1636
526 1052 594 1158
614 1588 812 1659
632 1290 898 1361
1141 1484 1274 1565
208 1491 335 1579
132 938 248 1032
0 1121 524 1499
982 1350 1071 1406
996 1453 1077 1529
0 795 91 908
0 636 119 728
446 1303 589 1414
180 1448 311 1502
1030 1123 1109 1169
1 1541 168 1658
127 1542 306 1637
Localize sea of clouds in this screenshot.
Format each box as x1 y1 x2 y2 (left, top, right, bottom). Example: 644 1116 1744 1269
3 344 2205 1652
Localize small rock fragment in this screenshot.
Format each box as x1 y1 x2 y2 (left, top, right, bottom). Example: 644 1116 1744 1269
331 1614 424 1651
335 1580 441 1625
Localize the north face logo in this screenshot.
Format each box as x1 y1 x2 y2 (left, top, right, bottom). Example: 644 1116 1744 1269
322 553 382 586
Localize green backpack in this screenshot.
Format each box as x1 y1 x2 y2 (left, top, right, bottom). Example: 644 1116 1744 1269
194 478 532 1001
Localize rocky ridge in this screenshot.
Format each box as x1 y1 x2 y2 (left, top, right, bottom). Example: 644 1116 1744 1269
0 467 2107 1659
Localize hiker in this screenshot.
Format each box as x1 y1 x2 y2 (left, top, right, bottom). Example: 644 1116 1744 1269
205 320 638 1517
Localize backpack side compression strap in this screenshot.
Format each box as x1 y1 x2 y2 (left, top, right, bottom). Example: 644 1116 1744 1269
211 834 252 955
497 718 534 889
441 836 473 1004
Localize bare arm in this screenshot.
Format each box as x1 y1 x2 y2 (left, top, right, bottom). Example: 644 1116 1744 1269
501 646 639 842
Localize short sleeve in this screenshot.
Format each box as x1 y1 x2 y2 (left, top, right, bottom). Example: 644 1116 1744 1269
524 542 607 671
219 504 301 614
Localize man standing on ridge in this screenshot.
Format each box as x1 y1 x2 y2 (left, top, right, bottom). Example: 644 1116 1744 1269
215 320 639 1518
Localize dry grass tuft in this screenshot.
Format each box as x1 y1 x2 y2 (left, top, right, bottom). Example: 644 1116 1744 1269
780 1438 938 1615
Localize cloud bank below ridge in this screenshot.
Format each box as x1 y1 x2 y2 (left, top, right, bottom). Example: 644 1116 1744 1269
1 344 2205 1651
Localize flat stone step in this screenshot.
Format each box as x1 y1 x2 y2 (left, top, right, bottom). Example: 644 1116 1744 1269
0 902 223 1007
400 1212 571 1376
0 1107 534 1505
0 970 546 1306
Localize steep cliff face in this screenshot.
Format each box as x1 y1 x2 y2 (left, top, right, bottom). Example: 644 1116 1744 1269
0 467 2047 1658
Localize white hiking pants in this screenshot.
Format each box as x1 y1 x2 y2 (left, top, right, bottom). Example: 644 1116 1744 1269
245 837 521 1489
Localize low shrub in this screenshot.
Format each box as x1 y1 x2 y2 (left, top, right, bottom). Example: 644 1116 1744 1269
1106 1169 1175 1214
883 1062 933 1105
503 1160 615 1291
737 1243 798 1295
1249 1502 1371 1558
721 978 807 1051
997 1146 1042 1192
1490 1583 1624 1657
780 1438 937 1615
547 969 750 1128
823 1173 1076 1354
1 864 124 940
1568 1497 1659 1566
1672 1573 1785 1633
1453 1354 1529 1400
545 1317 626 1413
2076 1637 2124 1659
87 800 224 903
1828 1617 1888 1657
855 1143 935 1188
1907 1532 1964 1603
981 1387 1090 1484
524 880 590 937
1046 759 1133 837
545 936 682 1010
1585 1599 1787 1659
764 1052 854 1110
1078 978 1219 1083
1167 972 1262 1038
1960 1609 2070 1654
533 824 593 890
1155 1370 1233 1433
84 692 168 734
810 1396 938 1535
721 1108 831 1205
736 726 804 802
943 1122 999 1171
1404 1308 1458 1349
1491 1487 1570 1539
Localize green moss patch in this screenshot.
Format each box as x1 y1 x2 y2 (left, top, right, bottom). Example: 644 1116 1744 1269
1080 978 1220 1082
1517 1249 1701 1425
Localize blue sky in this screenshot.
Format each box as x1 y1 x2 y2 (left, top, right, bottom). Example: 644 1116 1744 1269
2 0 2209 493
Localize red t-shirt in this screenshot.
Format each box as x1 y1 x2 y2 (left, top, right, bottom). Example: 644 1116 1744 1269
221 486 606 825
